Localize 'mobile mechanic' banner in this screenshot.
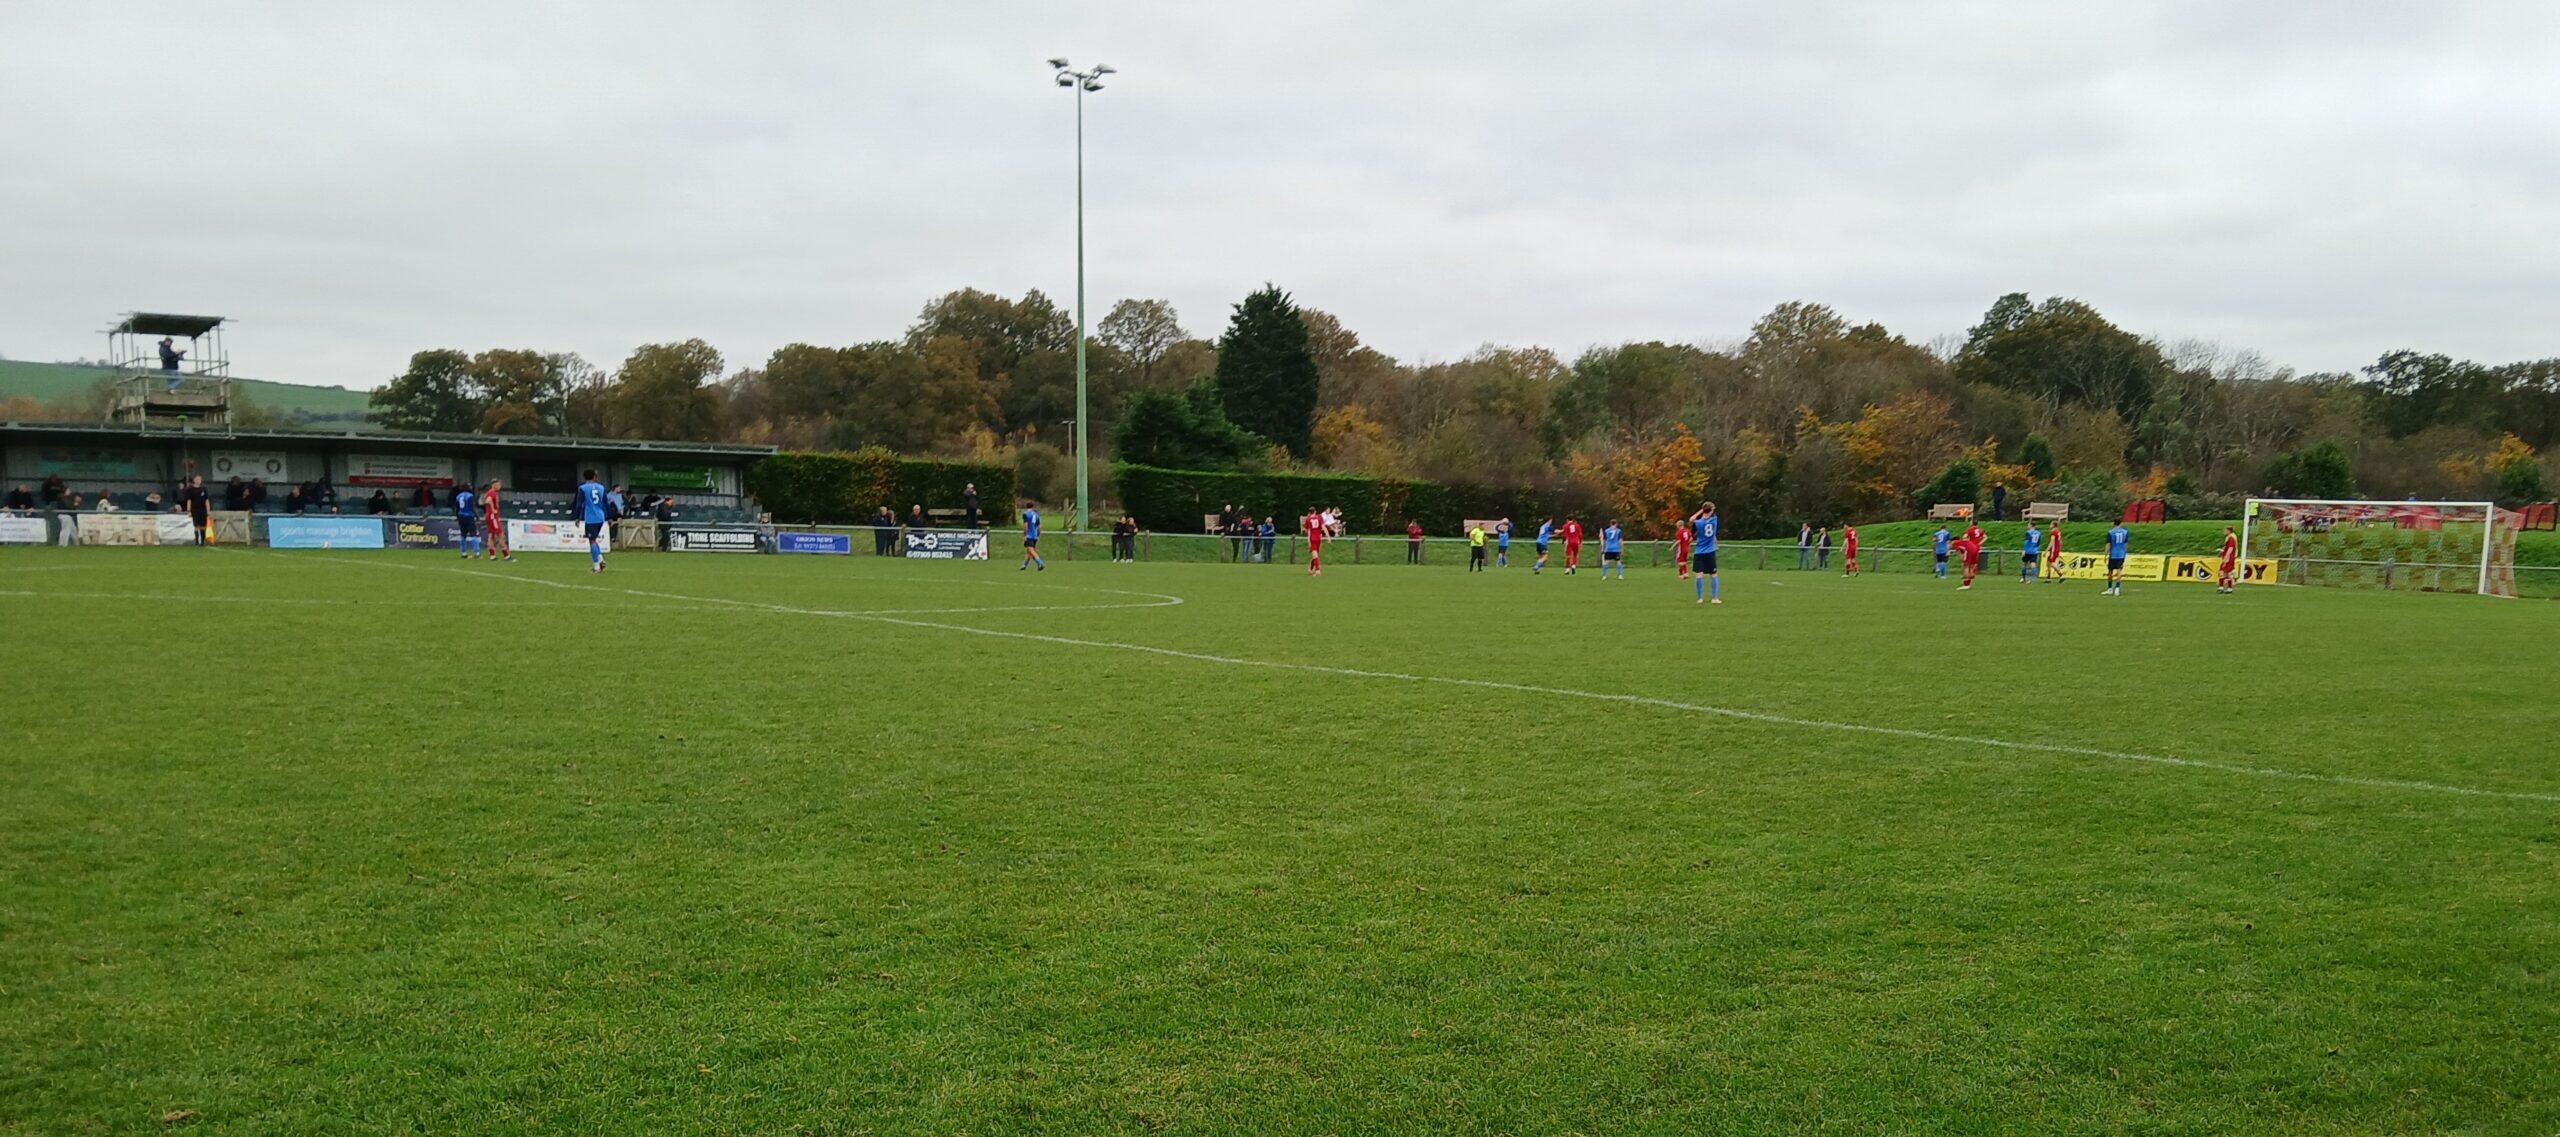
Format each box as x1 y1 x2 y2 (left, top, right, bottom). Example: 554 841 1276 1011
667 527 761 553
389 518 463 549
0 516 46 544
776 531 851 555
268 516 386 549
903 528 989 560
2051 551 2165 581
2165 555 2275 585
346 453 456 487
508 518 609 553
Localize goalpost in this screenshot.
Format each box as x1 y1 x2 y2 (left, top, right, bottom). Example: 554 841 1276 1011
2241 499 2525 598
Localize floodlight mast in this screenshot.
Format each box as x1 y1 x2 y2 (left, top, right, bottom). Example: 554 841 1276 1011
1049 57 1119 533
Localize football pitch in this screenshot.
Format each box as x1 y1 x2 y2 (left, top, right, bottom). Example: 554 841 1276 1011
4 547 2556 1134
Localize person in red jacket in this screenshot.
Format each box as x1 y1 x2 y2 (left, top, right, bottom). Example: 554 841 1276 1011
2216 525 2241 593
1672 513 1693 579
1405 518 1424 565
1840 524 1859 576
1956 523 1985 589
1561 518 1583 575
1303 511 1325 576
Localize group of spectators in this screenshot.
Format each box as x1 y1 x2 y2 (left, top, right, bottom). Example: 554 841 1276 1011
1214 504 1281 563
863 483 987 555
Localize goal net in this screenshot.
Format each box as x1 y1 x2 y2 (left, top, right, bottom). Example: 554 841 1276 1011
2242 499 2524 597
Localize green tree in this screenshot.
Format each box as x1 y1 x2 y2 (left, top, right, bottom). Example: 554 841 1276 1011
908 288 1079 435
1955 296 2166 423
469 349 564 435
2264 439 2354 498
762 343 857 424
2361 350 2498 439
1214 285 1321 458
611 339 725 441
1548 341 1696 446
1114 377 1263 471
2017 432 2057 479
1962 292 2035 355
369 349 481 432
2496 457 2545 505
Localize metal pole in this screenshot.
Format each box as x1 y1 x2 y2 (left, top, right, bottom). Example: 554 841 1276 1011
1072 82 1089 535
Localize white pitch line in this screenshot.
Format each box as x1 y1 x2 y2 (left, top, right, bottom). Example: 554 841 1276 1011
283 553 2558 807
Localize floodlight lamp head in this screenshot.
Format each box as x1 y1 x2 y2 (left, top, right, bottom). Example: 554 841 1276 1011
1082 78 1104 91
1048 57 1071 69
1057 73 1075 87
1093 64 1115 75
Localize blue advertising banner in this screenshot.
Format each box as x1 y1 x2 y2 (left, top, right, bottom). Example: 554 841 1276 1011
388 517 463 549
776 531 852 555
267 516 386 549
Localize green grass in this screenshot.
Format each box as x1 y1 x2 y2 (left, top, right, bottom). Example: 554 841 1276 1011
0 359 375 426
5 547 2558 1134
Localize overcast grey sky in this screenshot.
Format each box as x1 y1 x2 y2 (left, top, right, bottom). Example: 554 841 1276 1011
4 1 2555 389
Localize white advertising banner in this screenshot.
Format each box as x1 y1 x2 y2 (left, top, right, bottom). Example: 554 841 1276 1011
0 516 46 544
347 453 456 487
211 450 290 480
157 515 202 544
508 518 610 553
79 515 163 545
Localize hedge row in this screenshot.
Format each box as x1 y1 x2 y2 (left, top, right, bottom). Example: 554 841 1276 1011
746 449 1016 524
1115 464 1598 535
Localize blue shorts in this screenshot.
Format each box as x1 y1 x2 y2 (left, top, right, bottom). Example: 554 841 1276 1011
1535 542 1549 554
1024 536 1039 547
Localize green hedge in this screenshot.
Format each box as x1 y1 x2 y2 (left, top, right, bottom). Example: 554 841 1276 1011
1115 464 1593 535
746 449 1016 525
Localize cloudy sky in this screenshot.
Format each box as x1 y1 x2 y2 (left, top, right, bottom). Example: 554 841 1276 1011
3 1 2554 389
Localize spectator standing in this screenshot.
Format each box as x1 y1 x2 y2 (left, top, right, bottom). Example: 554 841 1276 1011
962 483 980 529
1406 519 1424 564
1990 483 2007 521
157 337 186 391
1797 522 1813 570
1258 516 1276 562
1816 526 1831 570
655 495 677 551
873 506 897 556
224 476 248 511
56 494 82 546
606 485 626 521
40 475 67 505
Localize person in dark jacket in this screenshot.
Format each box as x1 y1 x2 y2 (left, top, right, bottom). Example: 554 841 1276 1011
872 506 896 555
4 484 32 510
962 483 980 529
368 489 391 515
247 478 268 511
179 475 212 544
224 476 248 511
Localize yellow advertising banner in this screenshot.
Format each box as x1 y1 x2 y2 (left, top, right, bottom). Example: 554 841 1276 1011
2052 551 2166 581
2164 555 2276 585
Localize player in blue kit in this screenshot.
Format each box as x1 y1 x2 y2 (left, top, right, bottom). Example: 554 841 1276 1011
1533 518 1553 574
1932 524 1951 578
2021 522 2041 582
452 484 480 559
575 470 609 571
1020 500 1045 571
2104 522 2130 595
1690 503 1722 605
1495 519 1511 568
1599 520 1625 579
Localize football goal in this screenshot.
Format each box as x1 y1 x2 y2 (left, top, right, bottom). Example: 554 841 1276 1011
2242 499 2524 597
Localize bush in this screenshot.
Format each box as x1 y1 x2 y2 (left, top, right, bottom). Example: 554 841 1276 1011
746 449 1015 524
2042 467 2129 521
2495 455 2545 506
1912 458 1982 512
1115 464 1592 535
2265 439 2355 499
1014 443 1071 507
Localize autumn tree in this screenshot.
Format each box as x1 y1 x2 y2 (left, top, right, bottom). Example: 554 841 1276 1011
1570 426 1709 538
1097 299 1186 388
469 349 564 435
611 339 725 441
370 349 480 432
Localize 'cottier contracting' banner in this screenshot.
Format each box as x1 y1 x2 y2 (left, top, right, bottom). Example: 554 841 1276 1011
389 518 463 549
902 529 989 560
508 519 610 553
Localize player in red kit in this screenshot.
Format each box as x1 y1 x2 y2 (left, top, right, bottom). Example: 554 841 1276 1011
1956 523 1984 589
1672 515 1693 579
479 478 513 561
1840 524 1859 575
2216 525 2241 592
2043 522 2064 583
1302 510 1324 576
1561 518 1583 574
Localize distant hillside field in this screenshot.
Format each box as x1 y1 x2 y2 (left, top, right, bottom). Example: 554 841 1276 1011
0 359 375 427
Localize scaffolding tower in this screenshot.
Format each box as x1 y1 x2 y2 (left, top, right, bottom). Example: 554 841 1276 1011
105 312 233 428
